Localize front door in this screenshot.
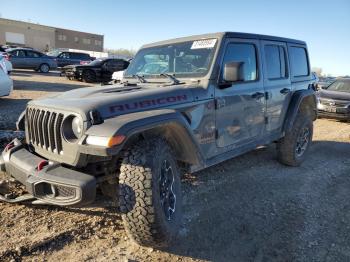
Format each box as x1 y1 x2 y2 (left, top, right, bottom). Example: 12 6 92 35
215 39 266 148
9 50 27 68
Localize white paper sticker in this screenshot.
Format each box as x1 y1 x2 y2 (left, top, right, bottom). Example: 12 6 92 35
191 39 217 49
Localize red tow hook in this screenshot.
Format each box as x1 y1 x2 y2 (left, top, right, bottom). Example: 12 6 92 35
4 142 15 152
37 160 49 172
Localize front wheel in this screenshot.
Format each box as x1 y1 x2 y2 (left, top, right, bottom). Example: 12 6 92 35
82 70 96 83
119 138 182 247
277 115 313 166
39 63 50 73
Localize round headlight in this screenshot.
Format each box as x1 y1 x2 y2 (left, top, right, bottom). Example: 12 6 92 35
62 115 83 143
72 117 83 138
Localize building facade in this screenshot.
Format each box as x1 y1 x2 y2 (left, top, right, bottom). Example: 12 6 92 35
0 18 104 52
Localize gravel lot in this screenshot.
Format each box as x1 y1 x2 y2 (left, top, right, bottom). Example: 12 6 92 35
0 71 350 262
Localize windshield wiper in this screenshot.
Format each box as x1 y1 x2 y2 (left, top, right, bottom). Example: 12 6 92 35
160 73 183 85
133 74 147 83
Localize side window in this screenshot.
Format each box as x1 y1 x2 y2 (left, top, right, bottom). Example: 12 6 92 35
264 45 288 79
61 53 70 59
289 47 309 77
12 50 26 57
26 51 41 58
106 60 125 70
222 43 257 82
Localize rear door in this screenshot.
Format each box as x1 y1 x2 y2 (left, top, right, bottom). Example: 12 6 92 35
26 50 43 69
261 41 291 132
70 53 83 65
215 39 266 148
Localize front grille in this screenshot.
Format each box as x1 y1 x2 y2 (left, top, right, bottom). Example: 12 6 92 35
26 108 64 154
56 185 76 198
320 99 350 107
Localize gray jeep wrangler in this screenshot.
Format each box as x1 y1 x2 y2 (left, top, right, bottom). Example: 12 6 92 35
0 32 317 247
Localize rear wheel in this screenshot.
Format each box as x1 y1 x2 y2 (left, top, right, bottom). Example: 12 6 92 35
277 114 313 166
82 70 96 83
119 138 182 247
39 63 50 73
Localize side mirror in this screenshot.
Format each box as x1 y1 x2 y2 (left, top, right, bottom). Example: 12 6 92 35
223 62 244 82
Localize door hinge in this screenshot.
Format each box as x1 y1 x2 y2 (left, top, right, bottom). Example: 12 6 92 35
215 98 226 109
265 116 269 124
215 129 219 139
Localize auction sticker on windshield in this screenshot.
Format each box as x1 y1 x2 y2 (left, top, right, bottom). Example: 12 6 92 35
191 39 217 49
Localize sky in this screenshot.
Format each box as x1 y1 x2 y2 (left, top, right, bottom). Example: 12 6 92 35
0 0 349 76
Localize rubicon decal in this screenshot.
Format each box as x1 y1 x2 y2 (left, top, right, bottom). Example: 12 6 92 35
110 95 188 113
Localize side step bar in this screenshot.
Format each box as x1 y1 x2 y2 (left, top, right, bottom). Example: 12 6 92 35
0 193 36 203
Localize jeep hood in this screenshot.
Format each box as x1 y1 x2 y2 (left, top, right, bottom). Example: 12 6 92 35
29 84 197 120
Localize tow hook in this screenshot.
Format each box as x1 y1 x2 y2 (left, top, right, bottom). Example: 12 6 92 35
37 160 49 172
0 155 5 172
4 142 15 152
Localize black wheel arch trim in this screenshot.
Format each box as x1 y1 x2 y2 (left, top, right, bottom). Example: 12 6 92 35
83 109 204 165
283 88 317 133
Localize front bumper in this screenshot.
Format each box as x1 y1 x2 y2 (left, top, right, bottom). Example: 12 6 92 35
0 139 96 206
318 110 350 120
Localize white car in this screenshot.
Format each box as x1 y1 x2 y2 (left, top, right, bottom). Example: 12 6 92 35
111 70 125 83
0 53 13 74
0 60 13 97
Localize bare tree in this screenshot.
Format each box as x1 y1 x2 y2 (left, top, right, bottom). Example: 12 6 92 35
312 67 323 77
105 48 136 59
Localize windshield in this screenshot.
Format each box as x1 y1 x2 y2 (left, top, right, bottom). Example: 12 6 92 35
326 80 350 92
87 59 105 66
47 50 61 57
125 39 218 78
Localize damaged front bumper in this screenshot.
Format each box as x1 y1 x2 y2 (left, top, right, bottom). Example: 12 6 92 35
0 139 96 206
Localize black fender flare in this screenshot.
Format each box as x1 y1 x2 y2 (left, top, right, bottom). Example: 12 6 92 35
283 88 317 133
84 109 204 165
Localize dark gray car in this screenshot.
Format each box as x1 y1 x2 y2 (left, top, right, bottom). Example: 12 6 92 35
317 78 350 120
0 32 317 248
7 48 58 73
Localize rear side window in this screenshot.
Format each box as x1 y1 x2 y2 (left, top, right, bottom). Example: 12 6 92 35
26 51 41 58
223 43 257 81
71 53 90 60
265 45 287 79
289 47 309 77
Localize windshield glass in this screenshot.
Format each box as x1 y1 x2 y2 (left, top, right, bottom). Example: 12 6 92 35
88 59 105 66
326 80 350 92
47 50 61 57
125 39 218 78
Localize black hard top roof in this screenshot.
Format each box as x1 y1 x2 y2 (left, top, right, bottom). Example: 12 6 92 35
142 32 306 48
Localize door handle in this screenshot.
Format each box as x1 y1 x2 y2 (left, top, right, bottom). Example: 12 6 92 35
251 92 265 99
280 88 291 95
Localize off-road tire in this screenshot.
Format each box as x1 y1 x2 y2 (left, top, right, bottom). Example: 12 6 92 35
277 114 313 166
39 63 50 73
119 138 182 247
82 70 96 83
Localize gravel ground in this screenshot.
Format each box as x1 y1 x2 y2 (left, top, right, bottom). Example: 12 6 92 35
1 71 350 262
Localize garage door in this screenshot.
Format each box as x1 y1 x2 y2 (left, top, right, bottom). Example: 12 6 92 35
5 32 25 45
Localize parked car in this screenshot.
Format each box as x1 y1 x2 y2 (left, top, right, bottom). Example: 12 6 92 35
317 78 350 121
48 51 94 67
6 48 57 73
0 53 13 74
111 70 125 83
62 58 129 82
0 32 317 248
0 62 13 97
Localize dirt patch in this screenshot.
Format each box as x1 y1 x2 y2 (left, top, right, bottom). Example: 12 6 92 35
1 72 350 261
